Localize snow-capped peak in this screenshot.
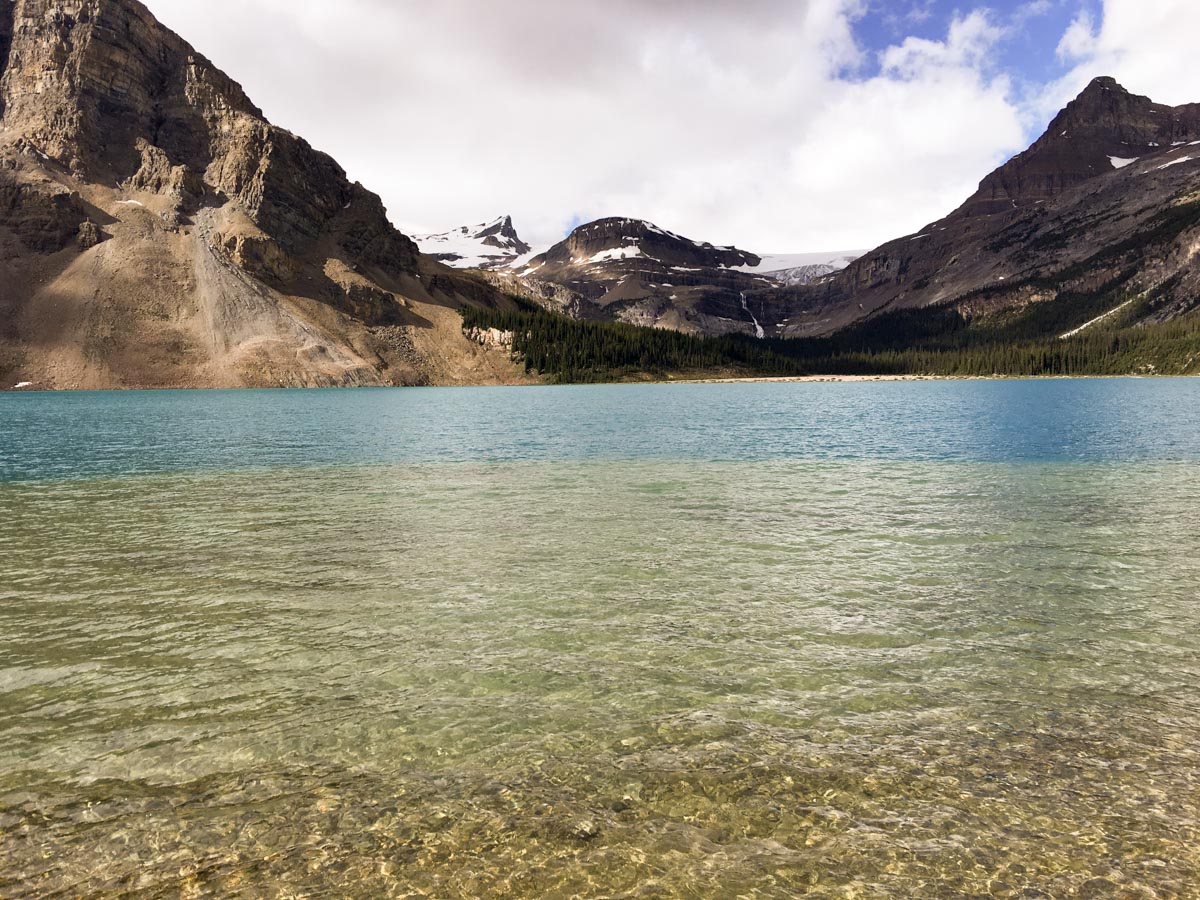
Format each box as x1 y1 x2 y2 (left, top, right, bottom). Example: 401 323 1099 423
569 217 738 252
414 215 532 270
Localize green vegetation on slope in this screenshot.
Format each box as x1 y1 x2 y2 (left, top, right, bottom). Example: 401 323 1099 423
463 288 1200 384
462 302 805 382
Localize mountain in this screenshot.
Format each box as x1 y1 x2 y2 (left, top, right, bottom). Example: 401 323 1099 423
502 77 1200 359
414 215 532 270
3 9 1195 392
498 217 865 336
956 76 1200 218
0 0 525 390
776 77 1200 339
509 217 807 336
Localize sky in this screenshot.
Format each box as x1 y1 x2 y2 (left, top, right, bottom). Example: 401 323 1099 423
142 0 1200 254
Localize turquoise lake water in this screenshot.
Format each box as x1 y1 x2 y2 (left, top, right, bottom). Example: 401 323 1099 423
2 380 1199 896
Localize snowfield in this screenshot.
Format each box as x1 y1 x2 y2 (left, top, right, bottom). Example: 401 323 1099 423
587 246 645 263
731 251 865 275
415 216 531 269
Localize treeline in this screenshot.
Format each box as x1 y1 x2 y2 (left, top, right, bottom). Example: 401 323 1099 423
461 303 806 382
461 292 1200 383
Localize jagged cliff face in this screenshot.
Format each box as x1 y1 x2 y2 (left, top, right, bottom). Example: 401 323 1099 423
0 0 525 390
778 77 1200 338
0 3 13 119
1 0 416 271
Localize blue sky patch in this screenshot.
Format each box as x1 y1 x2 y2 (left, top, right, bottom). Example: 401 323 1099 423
851 0 1097 86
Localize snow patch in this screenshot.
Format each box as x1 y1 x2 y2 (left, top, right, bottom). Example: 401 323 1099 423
1156 155 1196 171
13 382 34 389
509 248 544 272
1060 297 1136 338
588 246 644 263
1108 156 1138 169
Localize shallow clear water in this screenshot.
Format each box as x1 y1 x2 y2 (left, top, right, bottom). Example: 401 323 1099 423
2 381 1199 897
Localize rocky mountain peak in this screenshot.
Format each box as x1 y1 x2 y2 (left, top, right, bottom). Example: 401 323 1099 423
414 215 532 269
0 0 417 276
1051 76 1164 136
954 76 1200 218
541 217 760 270
1077 75 1123 97
473 215 530 255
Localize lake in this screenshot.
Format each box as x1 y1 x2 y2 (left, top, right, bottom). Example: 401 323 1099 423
2 380 1199 896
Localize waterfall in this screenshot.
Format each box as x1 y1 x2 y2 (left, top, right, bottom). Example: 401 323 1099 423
740 293 765 340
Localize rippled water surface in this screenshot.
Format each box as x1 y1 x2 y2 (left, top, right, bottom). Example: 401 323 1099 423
2 381 1200 897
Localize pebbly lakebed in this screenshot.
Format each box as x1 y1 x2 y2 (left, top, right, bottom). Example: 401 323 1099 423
2 379 1199 896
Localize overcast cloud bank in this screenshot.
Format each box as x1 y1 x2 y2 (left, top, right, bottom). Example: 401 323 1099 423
144 0 1200 252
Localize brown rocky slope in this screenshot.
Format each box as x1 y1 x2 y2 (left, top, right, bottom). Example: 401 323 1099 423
0 0 528 390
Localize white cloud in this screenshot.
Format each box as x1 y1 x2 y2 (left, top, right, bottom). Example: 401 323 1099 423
1056 10 1097 64
783 12 1025 248
135 0 1192 256
880 10 1005 78
1013 0 1054 26
1048 0 1200 109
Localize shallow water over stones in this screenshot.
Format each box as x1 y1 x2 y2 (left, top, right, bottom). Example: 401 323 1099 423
2 382 1199 896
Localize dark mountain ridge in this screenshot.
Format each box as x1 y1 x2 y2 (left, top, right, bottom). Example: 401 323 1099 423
507 79 1200 349
957 77 1200 217
513 217 777 335
771 77 1200 340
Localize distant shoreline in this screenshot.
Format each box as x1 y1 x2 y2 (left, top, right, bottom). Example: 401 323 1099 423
2 373 1186 393
655 373 1174 385
661 374 967 385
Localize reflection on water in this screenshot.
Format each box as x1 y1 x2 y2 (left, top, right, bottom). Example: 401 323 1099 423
3 453 1199 896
